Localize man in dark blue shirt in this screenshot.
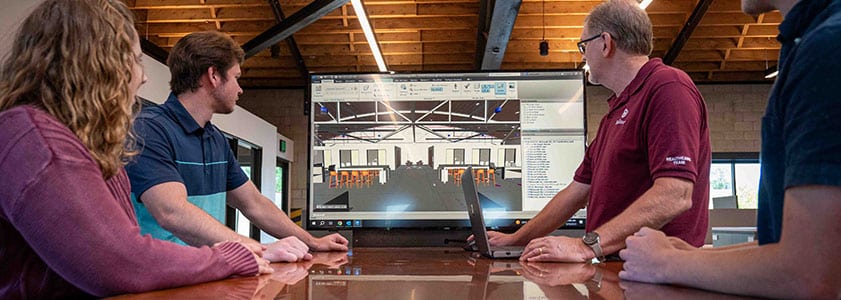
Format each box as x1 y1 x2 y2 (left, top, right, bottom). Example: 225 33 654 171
618 0 841 298
127 31 348 262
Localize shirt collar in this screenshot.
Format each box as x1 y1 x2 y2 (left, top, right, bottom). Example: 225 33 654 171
162 93 205 135
608 58 662 109
778 0 833 44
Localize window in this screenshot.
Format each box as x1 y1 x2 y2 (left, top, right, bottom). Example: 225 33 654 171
478 148 491 165
504 148 516 167
453 149 465 164
367 149 379 165
709 153 760 209
313 150 324 166
226 137 262 241
339 149 352 167
276 158 289 214
734 163 760 209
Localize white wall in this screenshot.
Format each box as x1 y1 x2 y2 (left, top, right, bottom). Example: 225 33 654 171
0 0 41 58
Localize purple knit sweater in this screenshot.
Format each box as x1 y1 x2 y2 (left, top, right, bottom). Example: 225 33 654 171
0 106 259 298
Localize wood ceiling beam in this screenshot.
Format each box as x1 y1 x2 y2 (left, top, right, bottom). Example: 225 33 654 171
209 7 221 30
663 0 714 65
268 0 309 84
141 37 168 65
479 0 522 70
241 0 349 58
473 0 491 69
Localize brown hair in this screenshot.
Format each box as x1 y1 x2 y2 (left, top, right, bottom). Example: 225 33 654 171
0 0 139 178
168 31 245 95
585 0 653 55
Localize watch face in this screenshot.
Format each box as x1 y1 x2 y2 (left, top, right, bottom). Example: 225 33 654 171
583 232 599 244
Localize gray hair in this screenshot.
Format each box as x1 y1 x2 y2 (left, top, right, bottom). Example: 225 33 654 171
584 0 653 55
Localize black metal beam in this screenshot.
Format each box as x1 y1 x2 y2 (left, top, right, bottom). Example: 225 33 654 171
473 0 492 69
268 0 310 83
242 0 348 58
479 0 522 70
662 0 714 65
141 38 168 64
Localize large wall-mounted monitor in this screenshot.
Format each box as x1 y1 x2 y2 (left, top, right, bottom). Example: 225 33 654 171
307 71 587 230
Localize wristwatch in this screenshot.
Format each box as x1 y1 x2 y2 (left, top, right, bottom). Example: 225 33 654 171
582 231 605 263
584 267 603 292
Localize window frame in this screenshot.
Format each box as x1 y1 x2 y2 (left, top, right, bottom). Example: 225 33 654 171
710 152 760 210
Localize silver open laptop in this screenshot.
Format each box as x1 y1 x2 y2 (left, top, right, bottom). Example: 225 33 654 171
462 167 524 258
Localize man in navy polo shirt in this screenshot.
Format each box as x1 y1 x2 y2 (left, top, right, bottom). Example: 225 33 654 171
483 0 711 263
619 0 841 297
127 31 348 262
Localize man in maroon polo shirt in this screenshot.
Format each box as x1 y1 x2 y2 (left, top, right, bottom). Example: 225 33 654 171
484 0 710 263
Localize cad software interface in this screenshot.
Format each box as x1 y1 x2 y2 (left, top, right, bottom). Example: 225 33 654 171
308 71 586 229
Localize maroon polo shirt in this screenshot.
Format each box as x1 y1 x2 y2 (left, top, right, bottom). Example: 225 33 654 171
574 58 710 247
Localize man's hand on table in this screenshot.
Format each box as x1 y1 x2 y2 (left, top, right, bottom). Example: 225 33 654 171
521 236 591 262
263 236 313 263
308 233 350 251
619 227 679 284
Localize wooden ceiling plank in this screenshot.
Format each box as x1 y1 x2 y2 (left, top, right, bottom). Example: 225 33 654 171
242 57 298 68
737 14 763 48
699 12 758 26
707 0 743 12
417 3 479 15
131 3 267 10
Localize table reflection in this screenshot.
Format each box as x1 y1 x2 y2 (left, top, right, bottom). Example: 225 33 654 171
110 248 758 299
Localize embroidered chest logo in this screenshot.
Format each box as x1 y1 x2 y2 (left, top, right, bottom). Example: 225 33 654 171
615 108 629 125
666 156 692 166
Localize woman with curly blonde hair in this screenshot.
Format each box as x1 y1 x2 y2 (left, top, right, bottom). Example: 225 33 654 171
0 0 271 298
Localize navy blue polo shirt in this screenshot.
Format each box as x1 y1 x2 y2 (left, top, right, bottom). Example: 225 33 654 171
126 93 249 245
757 0 841 244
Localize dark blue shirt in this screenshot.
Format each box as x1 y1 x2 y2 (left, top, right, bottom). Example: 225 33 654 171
757 0 841 244
126 93 249 245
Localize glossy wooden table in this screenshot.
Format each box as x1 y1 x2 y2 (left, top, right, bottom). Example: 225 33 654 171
110 248 755 299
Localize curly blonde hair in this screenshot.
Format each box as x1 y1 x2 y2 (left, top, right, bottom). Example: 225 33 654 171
0 0 139 178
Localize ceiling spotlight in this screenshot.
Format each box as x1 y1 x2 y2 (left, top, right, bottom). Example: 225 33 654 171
764 65 778 79
539 0 549 56
539 40 549 56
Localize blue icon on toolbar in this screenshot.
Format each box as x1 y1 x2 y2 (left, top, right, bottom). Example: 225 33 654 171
354 220 361 227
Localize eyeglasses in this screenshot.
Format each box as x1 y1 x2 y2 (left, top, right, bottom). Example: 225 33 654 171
577 33 603 54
